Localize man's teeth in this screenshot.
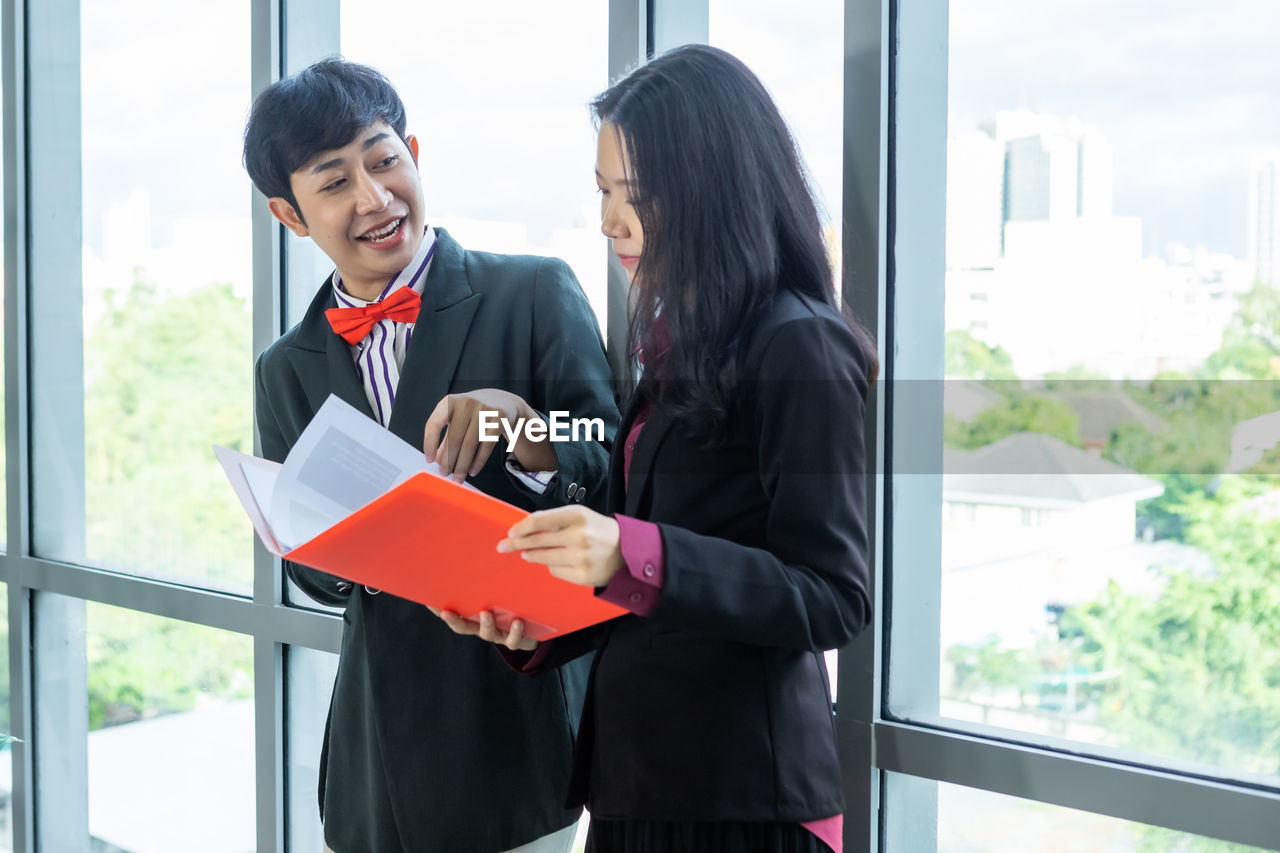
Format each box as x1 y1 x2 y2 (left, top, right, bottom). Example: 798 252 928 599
363 219 402 241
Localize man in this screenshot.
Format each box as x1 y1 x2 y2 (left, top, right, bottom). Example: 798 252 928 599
244 58 618 852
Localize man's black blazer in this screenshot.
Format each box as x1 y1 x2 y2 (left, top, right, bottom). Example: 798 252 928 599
536 289 872 823
254 229 620 852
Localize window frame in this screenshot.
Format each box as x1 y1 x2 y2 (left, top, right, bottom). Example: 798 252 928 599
0 0 1276 850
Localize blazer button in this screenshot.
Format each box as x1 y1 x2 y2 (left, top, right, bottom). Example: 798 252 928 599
567 483 579 499
576 491 586 503
643 563 656 578
364 585 382 595
629 592 644 605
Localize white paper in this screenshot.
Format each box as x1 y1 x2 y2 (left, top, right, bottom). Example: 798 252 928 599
216 395 458 551
212 445 286 555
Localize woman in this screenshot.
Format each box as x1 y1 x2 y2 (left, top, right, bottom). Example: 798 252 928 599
435 44 875 853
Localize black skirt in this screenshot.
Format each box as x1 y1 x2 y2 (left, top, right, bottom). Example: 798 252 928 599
585 819 834 853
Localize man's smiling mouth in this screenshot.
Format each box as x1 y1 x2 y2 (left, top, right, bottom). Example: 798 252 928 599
359 218 404 243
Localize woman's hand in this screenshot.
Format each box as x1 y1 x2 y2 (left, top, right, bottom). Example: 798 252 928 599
498 505 625 587
423 389 559 482
428 607 539 652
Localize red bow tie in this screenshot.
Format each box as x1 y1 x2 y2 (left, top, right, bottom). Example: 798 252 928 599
325 286 423 345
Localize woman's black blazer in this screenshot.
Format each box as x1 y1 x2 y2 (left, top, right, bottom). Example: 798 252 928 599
539 288 873 823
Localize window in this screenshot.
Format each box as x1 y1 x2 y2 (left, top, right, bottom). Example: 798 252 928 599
709 0 845 702
338 1 610 334
286 647 338 853
911 0 1280 788
4 2 1275 851
886 0 1280 847
81 601 254 851
885 773 1276 853
31 0 255 594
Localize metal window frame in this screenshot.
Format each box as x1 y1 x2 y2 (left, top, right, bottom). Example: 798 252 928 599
2 0 1277 851
873 0 1280 850
1 2 344 851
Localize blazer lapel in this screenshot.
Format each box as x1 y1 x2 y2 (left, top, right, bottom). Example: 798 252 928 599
387 228 482 444
605 399 638 514
285 280 376 420
623 400 677 518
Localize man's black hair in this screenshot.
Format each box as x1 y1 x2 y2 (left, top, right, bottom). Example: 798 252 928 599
243 57 408 213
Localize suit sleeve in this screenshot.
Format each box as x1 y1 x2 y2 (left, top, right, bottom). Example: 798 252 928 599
509 257 620 513
254 353 353 609
647 316 872 652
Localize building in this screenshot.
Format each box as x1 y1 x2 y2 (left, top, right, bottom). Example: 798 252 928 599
1248 152 1280 286
997 110 1114 229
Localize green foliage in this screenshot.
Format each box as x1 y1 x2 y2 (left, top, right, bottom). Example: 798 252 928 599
946 636 1037 705
1060 479 1280 777
945 329 1018 380
1103 377 1280 540
1042 364 1110 386
1200 283 1280 379
84 275 253 587
945 392 1083 449
86 602 252 731
1109 379 1280 476
1135 826 1272 853
78 275 255 729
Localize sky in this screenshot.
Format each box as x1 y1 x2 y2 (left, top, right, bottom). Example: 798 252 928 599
70 0 1280 266
948 0 1280 257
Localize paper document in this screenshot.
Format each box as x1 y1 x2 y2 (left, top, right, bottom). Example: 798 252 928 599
218 396 455 550
214 393 626 640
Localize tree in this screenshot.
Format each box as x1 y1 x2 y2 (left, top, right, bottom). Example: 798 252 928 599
1042 364 1109 387
84 275 253 587
81 276 255 729
87 603 252 730
945 393 1083 449
1060 478 1280 779
1200 282 1280 379
945 329 1018 380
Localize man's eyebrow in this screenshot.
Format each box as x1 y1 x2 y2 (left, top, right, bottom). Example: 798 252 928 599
309 133 394 175
310 156 344 175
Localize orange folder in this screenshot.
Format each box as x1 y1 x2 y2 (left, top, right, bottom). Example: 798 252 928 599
281 470 627 641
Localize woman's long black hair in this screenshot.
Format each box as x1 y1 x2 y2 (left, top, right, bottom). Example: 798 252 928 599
592 44 877 439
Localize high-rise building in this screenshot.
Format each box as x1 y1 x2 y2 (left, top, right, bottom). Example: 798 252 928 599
996 110 1113 230
1248 153 1280 286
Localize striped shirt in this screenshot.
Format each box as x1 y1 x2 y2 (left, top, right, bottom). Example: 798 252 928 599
331 227 554 494
331 228 439 426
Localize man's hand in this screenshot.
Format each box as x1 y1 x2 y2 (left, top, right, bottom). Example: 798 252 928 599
423 389 558 481
497 505 625 587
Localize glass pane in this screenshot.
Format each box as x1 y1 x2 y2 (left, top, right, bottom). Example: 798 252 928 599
890 0 1280 787
0 28 6 553
709 0 845 703
709 0 843 276
59 0 254 591
0 585 10 851
286 646 338 853
283 1 610 611
885 772 1276 853
286 647 592 850
86 601 254 851
339 1 609 332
